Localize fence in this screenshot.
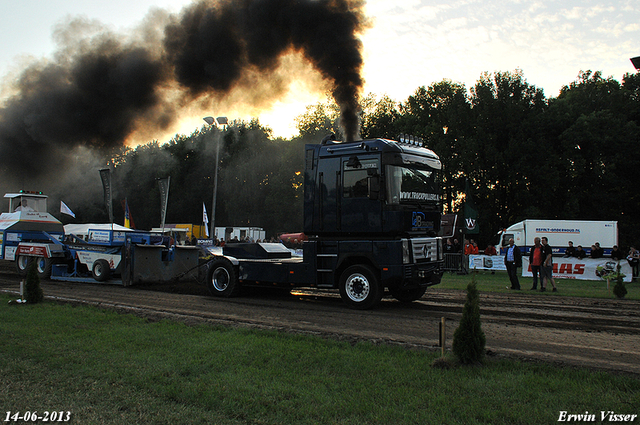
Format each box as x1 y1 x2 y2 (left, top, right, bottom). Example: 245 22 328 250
443 253 465 273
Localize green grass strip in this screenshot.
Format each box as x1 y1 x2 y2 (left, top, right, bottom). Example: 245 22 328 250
1 294 639 424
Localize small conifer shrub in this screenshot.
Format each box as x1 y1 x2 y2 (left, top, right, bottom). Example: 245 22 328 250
25 260 44 304
452 276 486 364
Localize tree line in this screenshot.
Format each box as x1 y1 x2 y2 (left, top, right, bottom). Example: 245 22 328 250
55 69 640 249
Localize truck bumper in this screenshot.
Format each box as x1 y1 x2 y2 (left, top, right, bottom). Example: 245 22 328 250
382 261 443 289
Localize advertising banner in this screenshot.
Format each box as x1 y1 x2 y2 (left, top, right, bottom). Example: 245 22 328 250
468 255 507 271
522 257 632 283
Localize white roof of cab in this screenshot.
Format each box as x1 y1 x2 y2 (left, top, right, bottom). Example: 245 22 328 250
4 193 48 199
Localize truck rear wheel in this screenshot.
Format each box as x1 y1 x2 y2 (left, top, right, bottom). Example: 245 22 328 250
390 287 426 303
92 259 111 282
36 257 53 279
206 258 240 297
16 255 32 276
339 265 383 310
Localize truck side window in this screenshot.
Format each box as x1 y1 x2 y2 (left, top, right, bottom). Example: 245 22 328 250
343 159 378 198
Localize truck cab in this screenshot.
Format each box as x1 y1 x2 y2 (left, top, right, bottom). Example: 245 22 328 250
205 136 445 309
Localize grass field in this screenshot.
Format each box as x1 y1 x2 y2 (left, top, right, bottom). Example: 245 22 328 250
1 287 639 425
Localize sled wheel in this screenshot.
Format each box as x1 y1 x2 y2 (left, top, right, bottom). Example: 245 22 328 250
206 258 240 297
16 255 32 276
92 259 111 282
36 257 53 279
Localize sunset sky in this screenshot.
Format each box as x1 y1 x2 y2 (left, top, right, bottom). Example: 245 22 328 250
1 0 638 139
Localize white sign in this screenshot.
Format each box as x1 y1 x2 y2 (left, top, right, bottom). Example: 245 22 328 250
468 255 507 271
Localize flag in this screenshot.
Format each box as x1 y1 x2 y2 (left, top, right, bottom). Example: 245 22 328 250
100 168 113 223
202 202 210 237
124 199 132 229
463 178 479 234
157 176 170 230
60 201 75 218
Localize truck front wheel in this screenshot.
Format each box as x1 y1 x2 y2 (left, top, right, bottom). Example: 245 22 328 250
206 258 240 297
339 265 383 310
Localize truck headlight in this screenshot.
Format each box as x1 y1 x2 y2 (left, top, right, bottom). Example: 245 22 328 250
402 239 411 264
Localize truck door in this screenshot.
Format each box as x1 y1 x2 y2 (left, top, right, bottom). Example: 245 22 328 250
317 157 341 233
341 156 382 233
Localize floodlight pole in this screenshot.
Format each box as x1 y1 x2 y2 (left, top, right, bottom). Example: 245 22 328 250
203 116 228 243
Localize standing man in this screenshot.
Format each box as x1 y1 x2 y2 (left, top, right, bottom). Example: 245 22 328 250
529 237 544 291
504 238 522 290
540 237 558 292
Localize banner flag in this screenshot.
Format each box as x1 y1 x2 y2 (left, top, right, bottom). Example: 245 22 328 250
99 168 113 223
157 176 170 230
202 202 210 237
463 178 479 234
124 199 131 229
60 201 76 218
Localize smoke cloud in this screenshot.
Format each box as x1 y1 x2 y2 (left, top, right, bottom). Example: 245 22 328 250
0 0 366 190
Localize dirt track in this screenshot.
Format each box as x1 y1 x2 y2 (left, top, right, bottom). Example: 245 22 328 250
2 263 639 375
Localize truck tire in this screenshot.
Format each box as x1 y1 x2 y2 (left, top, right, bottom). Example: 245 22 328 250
206 258 240 297
16 255 32 276
35 257 53 279
92 259 111 282
339 265 383 310
390 287 426 303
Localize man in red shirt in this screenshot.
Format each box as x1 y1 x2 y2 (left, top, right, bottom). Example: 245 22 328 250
529 237 544 290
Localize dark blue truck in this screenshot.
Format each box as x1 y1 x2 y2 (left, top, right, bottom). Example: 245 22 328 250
205 136 444 309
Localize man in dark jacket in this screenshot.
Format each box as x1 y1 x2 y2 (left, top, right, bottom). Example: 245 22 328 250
504 238 522 290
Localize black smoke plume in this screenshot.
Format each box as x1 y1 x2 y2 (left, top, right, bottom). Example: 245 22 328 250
0 0 366 189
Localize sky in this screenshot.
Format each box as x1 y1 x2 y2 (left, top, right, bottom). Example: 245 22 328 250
0 0 639 140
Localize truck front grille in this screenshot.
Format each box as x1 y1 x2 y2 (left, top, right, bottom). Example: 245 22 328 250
411 238 440 262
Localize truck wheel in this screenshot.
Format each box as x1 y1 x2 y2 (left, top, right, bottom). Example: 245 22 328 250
92 259 111 282
390 287 426 303
206 258 240 297
16 255 32 276
339 265 383 310
36 257 53 279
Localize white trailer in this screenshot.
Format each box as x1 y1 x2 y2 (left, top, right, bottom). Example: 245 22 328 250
498 220 618 255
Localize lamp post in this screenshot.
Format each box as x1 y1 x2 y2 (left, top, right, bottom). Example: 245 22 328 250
203 116 227 242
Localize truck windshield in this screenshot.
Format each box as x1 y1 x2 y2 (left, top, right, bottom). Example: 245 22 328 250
386 165 440 206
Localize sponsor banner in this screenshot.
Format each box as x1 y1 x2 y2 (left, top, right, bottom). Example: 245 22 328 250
89 230 112 243
17 244 50 257
522 257 633 282
468 255 507 271
5 246 16 261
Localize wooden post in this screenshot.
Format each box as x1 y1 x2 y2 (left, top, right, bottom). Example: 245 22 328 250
439 317 446 357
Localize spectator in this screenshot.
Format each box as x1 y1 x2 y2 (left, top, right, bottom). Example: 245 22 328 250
564 241 576 258
540 237 558 292
610 245 625 261
529 237 544 291
464 239 479 255
575 245 587 259
445 238 456 253
627 247 639 281
504 238 522 290
484 244 497 256
590 242 603 259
